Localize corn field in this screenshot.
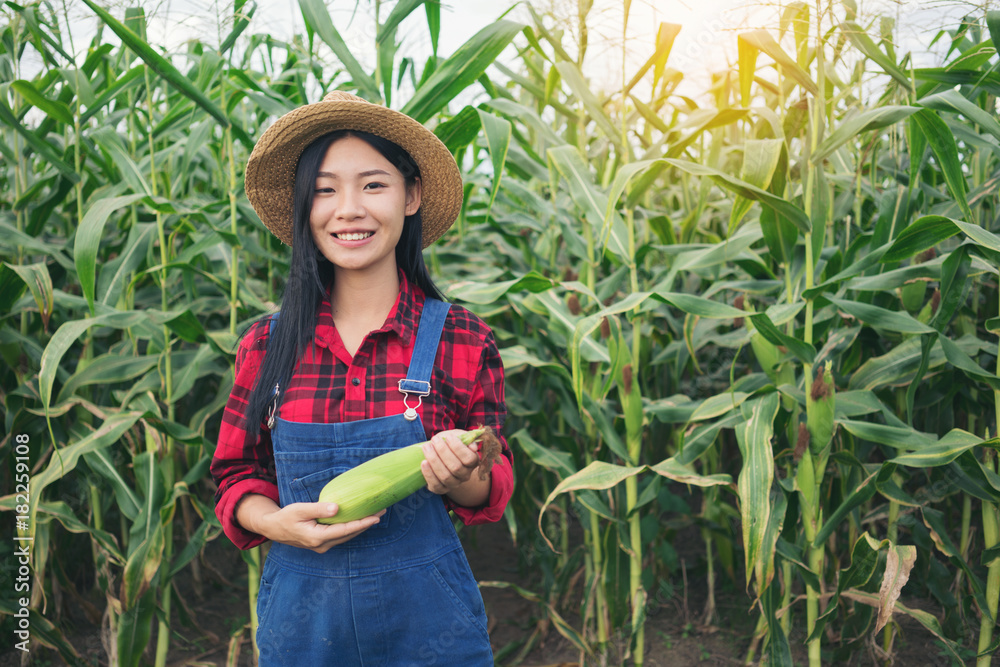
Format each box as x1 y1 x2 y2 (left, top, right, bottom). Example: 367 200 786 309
3 0 1000 665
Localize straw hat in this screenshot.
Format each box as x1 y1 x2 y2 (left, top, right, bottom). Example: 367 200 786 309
245 91 463 248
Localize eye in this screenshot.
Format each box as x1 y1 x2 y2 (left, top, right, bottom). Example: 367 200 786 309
364 182 387 190
314 187 335 194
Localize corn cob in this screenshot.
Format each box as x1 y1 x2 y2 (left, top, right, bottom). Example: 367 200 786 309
316 426 500 524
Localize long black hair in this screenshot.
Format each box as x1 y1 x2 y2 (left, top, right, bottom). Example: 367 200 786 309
245 129 444 430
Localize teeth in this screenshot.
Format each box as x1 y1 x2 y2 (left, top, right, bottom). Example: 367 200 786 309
336 232 373 241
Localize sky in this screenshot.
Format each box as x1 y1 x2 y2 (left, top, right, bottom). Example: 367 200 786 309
47 0 996 103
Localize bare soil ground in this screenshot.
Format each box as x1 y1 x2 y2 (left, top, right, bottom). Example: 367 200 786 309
0 519 989 666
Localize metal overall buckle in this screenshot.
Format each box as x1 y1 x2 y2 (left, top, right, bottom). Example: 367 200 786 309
397 379 430 421
266 383 280 429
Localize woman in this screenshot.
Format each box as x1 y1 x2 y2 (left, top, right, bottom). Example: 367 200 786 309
211 91 513 665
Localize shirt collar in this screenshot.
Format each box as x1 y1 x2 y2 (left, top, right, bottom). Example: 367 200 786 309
313 269 425 350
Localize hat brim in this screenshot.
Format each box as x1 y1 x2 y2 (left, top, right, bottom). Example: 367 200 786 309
245 97 463 248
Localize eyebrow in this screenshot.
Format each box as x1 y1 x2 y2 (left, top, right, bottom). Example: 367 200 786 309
316 169 392 179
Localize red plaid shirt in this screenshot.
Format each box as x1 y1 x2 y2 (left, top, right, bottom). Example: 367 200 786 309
212 271 512 550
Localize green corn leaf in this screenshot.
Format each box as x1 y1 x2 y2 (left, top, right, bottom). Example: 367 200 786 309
677 412 744 465
98 224 157 306
888 428 981 467
402 20 522 123
28 412 142 535
750 486 787 603
842 590 963 661
689 392 752 422
838 420 936 449
812 106 918 162
813 464 896 546
932 245 971 330
122 523 164 609
555 61 623 152
11 79 73 124
834 390 885 418
476 109 512 225
918 89 1000 144
75 194 148 314
434 105 482 153
738 29 818 94
537 461 645 551
219 1 255 54
82 0 232 130
298 0 380 100
939 336 1000 390
34 500 124 562
425 0 440 55
512 429 575 479
82 448 142 522
91 127 152 196
847 336 950 391
581 392 631 463
57 354 159 405
988 11 1000 52
737 36 759 107
0 97 78 180
826 295 936 335
748 312 816 364
169 519 220 578
882 215 963 262
0 601 80 662
909 109 973 222
666 158 811 233
649 458 732 487
378 0 426 44
839 20 911 87
170 345 218 402
951 451 1000 503
808 533 887 642
654 291 746 319
445 271 555 304
605 158 668 235
5 262 53 330
39 311 147 419
499 345 572 383
735 393 780 588
731 139 784 235
548 145 631 262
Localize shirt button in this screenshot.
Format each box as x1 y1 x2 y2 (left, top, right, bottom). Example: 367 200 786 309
351 377 361 386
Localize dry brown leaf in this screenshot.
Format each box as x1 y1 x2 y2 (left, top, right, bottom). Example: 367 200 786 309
874 545 917 634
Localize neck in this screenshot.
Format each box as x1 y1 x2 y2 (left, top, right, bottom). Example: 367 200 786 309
330 264 401 322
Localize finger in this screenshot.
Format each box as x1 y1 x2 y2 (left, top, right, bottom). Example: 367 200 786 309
422 441 464 486
442 432 480 468
421 458 448 494
435 434 478 475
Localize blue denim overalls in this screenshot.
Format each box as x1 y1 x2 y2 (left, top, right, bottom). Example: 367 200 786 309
255 299 494 666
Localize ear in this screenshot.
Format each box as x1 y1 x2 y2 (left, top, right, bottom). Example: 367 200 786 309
404 177 422 216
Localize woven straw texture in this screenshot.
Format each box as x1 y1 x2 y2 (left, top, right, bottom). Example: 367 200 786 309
245 91 463 248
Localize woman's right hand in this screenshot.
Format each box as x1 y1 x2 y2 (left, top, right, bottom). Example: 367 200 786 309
236 494 384 553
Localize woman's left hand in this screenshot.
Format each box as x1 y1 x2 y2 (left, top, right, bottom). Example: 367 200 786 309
420 429 481 495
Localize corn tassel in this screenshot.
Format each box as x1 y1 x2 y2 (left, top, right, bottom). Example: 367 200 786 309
317 426 500 524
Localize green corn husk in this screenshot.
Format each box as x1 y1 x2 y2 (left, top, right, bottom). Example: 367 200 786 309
807 361 835 457
316 426 499 524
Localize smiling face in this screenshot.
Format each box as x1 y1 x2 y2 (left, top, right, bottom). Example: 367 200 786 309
309 134 421 279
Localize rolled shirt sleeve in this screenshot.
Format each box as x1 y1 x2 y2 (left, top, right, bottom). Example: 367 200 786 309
446 330 514 525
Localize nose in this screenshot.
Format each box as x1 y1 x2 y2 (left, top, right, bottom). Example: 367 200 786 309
335 187 365 220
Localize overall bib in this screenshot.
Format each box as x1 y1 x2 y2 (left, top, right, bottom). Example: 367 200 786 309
256 299 494 666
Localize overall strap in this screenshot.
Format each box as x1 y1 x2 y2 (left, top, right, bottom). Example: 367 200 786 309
398 298 450 420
